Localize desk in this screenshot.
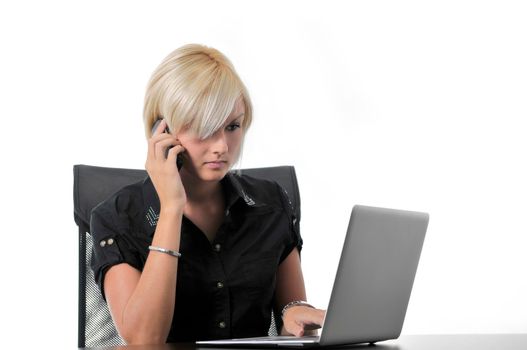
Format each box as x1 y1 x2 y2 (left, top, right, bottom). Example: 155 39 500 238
81 334 527 350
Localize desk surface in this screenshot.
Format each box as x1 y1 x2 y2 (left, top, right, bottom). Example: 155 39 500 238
81 334 527 350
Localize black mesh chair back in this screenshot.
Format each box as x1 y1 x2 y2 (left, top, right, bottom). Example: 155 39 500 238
73 164 301 348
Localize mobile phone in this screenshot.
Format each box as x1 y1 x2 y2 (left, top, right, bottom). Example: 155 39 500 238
151 118 183 170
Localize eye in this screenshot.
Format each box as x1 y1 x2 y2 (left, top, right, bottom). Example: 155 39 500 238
226 123 241 132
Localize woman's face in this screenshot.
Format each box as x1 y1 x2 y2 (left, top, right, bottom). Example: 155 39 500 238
177 97 246 182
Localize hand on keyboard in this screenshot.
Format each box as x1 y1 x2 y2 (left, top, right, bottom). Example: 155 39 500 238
282 306 326 337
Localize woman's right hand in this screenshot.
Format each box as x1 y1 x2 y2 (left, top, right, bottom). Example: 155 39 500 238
145 119 187 211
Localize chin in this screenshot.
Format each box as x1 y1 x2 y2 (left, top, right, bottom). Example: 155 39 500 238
198 168 229 182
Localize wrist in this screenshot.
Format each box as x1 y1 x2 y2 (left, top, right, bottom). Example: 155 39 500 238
152 207 183 249
281 300 314 319
159 203 185 216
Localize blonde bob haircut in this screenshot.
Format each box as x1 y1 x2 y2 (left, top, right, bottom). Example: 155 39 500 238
143 44 253 140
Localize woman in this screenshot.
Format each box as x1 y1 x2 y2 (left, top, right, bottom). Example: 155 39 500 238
90 43 325 345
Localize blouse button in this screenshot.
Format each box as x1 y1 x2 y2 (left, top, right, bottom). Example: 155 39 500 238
99 240 106 247
218 321 226 329
217 282 224 289
214 243 221 252
107 238 114 245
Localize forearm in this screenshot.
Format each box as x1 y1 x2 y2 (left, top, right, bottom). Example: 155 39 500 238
120 208 183 344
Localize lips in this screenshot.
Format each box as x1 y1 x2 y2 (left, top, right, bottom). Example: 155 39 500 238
205 160 228 169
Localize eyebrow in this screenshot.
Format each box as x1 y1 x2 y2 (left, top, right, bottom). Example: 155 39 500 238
228 113 245 121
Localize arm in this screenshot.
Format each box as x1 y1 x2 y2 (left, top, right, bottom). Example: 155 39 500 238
104 208 182 344
274 248 326 337
104 119 186 345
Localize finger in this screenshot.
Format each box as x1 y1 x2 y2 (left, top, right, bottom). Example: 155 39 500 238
296 326 305 337
288 322 305 337
167 144 185 163
298 309 325 328
306 309 325 327
152 119 167 136
147 132 172 160
304 323 322 331
154 137 179 161
316 309 326 326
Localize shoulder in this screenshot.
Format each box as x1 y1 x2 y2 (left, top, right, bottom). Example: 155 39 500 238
90 177 147 227
228 172 290 210
88 178 150 292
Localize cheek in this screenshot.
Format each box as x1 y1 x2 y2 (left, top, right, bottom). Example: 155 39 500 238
228 135 243 154
184 143 207 159
179 137 205 160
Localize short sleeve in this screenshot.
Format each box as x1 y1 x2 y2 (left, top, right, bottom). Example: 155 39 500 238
89 191 144 300
277 183 303 263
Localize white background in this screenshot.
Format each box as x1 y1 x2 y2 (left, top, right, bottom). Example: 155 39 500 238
0 0 526 347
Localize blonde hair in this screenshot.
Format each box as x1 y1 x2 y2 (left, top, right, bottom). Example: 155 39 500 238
143 44 253 140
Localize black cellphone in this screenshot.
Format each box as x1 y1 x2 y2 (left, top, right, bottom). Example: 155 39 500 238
151 118 183 170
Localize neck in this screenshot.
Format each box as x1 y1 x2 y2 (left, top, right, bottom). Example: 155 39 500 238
179 168 223 204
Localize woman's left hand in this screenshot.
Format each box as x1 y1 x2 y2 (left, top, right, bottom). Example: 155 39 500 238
281 306 326 337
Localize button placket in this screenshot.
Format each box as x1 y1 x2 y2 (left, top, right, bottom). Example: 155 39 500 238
209 239 229 334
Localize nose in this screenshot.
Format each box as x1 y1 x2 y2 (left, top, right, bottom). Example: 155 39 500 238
210 129 228 155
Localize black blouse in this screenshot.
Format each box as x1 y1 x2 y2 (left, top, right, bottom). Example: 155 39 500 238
89 172 302 342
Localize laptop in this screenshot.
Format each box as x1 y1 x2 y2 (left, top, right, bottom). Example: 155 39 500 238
197 204 429 347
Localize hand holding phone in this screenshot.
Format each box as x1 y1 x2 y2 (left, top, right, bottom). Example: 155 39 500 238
151 118 183 170
147 118 187 210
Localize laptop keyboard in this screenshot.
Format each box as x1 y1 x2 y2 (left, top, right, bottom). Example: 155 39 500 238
238 335 320 342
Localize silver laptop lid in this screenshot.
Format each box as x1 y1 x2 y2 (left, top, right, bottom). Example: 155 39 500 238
320 205 428 346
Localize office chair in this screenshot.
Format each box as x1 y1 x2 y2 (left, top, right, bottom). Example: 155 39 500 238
73 164 301 348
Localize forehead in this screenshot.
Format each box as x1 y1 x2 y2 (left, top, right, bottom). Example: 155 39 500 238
230 96 246 117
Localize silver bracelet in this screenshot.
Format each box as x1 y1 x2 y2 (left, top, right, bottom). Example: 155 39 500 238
148 245 182 258
281 300 314 319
